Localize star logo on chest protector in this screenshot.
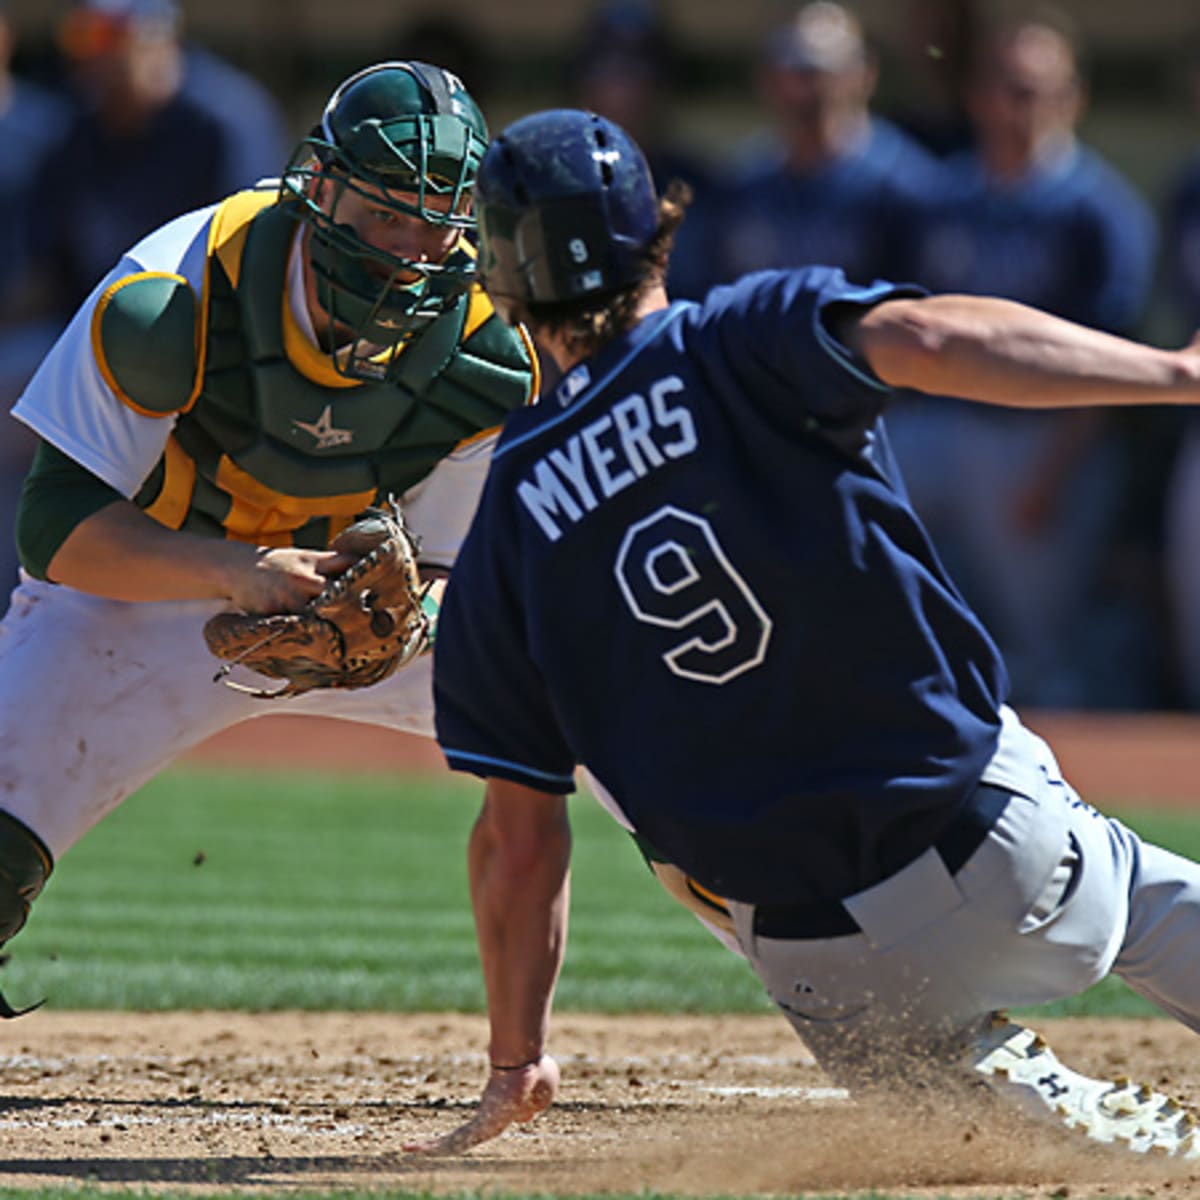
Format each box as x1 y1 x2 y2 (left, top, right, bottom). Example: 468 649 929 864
293 405 354 450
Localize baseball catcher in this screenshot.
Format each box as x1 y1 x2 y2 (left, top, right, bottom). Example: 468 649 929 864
203 500 435 698
0 59 536 1026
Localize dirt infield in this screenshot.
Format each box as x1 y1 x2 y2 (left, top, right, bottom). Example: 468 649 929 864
4 712 1179 1195
0 1012 1198 1197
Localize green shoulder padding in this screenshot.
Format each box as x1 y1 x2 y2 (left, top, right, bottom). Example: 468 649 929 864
96 274 200 415
462 305 536 375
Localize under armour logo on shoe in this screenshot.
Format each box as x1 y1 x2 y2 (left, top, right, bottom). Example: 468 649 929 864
1038 1072 1070 1099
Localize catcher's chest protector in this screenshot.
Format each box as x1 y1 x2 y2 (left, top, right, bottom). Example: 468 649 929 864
134 195 534 543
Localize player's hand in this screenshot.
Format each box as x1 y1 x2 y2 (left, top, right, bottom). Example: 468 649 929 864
225 547 357 614
403 1054 560 1156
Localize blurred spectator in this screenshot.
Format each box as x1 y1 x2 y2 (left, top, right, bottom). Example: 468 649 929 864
674 1 943 297
565 0 713 301
28 0 288 319
885 0 979 157
0 2 72 602
567 0 708 194
1159 39 1200 709
892 14 1159 707
0 4 70 313
179 45 289 192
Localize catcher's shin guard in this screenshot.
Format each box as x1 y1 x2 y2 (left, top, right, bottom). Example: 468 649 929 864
0 810 53 1017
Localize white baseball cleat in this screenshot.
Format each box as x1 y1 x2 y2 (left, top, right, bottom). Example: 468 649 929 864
967 1014 1200 1158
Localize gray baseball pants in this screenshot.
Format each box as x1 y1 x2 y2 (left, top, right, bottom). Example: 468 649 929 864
727 714 1200 1089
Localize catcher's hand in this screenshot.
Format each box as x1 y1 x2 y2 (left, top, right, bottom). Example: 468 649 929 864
203 498 433 699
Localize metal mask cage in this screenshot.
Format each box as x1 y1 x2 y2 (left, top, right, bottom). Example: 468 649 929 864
280 125 482 380
281 113 481 231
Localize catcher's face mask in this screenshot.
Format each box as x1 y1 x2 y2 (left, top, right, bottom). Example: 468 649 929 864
281 60 488 380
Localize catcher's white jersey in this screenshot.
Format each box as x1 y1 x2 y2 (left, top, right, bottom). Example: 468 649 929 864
0 196 523 860
13 208 212 499
12 202 496 570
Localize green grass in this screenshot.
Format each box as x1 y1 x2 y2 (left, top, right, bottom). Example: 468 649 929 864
4 766 1194 1022
0 774 1189 1200
1 766 765 1013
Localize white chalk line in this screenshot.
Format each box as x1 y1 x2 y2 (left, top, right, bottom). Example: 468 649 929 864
695 1084 850 1101
0 1110 368 1136
0 1049 837 1128
0 1049 816 1071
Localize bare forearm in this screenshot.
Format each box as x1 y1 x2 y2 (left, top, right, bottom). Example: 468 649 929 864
46 500 346 611
856 295 1200 408
469 785 571 1068
47 501 256 600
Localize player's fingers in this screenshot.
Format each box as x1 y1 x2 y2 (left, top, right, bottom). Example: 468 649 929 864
402 1112 507 1156
402 1093 522 1156
403 1058 559 1156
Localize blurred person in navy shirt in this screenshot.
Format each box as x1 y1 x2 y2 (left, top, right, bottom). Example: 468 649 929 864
0 1 72 603
29 0 287 319
673 1 943 299
892 14 1158 707
0 3 70 317
564 0 714 303
1159 37 1200 709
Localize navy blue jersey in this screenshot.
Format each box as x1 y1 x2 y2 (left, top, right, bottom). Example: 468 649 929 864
908 144 1155 334
673 120 943 298
1166 152 1200 330
435 269 1009 906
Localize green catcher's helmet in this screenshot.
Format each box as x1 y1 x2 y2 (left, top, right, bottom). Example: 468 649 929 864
281 61 489 379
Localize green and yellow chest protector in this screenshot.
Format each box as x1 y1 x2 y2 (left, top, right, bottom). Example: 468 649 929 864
94 190 536 547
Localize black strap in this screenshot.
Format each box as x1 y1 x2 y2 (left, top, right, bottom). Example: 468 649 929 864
409 61 454 115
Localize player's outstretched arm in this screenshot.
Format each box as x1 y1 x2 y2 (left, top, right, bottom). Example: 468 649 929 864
848 293 1200 409
406 777 571 1155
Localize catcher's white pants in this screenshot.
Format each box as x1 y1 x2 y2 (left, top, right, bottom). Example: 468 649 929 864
0 574 437 859
726 714 1200 1089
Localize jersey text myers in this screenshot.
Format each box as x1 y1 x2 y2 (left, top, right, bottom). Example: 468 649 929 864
517 376 698 542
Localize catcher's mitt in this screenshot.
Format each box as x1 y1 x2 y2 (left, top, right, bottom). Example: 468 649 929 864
203 499 432 699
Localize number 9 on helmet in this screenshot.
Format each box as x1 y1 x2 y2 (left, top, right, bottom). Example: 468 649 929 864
474 109 659 326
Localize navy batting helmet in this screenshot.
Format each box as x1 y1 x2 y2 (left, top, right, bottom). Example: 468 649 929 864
475 109 658 325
